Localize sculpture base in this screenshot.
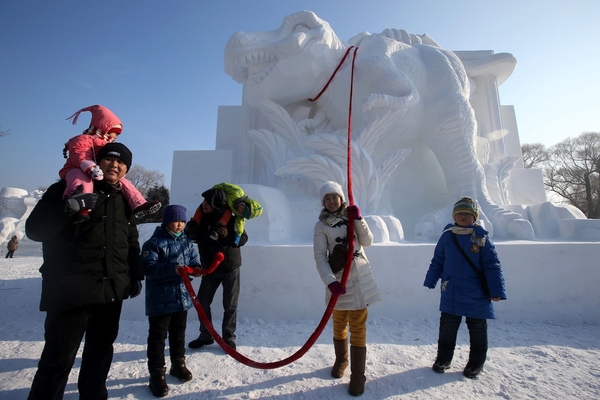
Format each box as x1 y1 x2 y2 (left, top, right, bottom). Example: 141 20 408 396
123 240 600 325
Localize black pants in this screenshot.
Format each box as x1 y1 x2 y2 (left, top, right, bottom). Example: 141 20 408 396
5 250 15 258
436 312 488 367
197 268 240 343
147 310 188 370
28 302 123 400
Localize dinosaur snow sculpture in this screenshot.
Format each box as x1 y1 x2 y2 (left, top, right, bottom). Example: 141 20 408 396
224 10 534 239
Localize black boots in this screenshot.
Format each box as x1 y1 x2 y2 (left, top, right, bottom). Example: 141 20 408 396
463 363 484 379
432 358 452 373
149 367 168 397
348 346 367 396
170 358 193 382
188 336 214 349
331 338 349 378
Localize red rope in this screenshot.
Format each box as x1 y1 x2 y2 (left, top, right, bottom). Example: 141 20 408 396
341 47 359 287
183 46 359 369
309 46 355 102
181 252 224 276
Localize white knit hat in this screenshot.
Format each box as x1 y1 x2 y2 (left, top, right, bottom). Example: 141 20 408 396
319 181 346 204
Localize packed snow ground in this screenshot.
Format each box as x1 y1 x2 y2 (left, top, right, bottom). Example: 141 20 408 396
1 243 599 399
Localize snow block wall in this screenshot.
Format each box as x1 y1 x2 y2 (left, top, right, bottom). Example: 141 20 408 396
122 241 600 325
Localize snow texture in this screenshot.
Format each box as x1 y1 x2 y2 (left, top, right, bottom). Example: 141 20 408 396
1 241 599 399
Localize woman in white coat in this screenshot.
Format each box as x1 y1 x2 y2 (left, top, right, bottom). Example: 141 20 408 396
313 181 381 396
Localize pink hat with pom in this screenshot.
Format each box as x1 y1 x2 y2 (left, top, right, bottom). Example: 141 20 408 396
66 105 123 141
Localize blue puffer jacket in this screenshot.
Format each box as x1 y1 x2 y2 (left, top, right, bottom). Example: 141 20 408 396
424 224 506 319
142 226 201 317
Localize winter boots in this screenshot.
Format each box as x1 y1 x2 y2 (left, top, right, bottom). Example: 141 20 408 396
134 200 162 218
149 367 168 397
348 346 367 396
331 338 349 378
432 358 452 373
170 358 193 382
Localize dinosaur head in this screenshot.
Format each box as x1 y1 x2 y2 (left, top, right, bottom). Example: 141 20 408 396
224 10 347 107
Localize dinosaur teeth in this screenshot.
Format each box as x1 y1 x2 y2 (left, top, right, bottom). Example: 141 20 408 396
240 51 277 68
247 62 277 86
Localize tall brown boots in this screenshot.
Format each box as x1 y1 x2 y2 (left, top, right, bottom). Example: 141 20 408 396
348 346 367 396
331 338 349 378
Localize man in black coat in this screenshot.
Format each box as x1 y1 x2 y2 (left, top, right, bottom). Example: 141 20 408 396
185 188 248 351
26 142 144 400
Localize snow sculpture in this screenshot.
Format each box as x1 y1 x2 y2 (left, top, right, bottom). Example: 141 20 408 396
224 10 535 239
0 187 41 245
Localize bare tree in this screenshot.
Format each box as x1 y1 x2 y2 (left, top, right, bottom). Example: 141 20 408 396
544 132 600 218
0 127 11 138
521 143 549 169
126 165 165 197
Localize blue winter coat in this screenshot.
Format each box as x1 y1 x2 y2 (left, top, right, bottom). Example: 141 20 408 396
142 226 201 317
423 224 506 319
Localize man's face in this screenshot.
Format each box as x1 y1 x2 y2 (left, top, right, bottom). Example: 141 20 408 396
201 200 214 214
99 157 127 183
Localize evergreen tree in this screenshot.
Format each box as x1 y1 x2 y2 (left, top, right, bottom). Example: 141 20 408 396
138 185 170 223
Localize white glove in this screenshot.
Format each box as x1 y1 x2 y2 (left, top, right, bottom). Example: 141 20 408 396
89 165 104 181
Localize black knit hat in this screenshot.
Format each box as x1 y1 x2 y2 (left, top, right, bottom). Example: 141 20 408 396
201 188 227 210
97 142 133 171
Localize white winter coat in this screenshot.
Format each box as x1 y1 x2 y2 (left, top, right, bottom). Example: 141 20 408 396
313 213 381 310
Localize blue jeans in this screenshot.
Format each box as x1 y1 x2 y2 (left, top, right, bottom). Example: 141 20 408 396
436 312 488 366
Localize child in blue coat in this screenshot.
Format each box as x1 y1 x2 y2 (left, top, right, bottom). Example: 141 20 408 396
424 197 506 379
142 205 201 397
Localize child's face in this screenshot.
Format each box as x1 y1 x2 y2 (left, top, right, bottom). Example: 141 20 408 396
454 212 476 227
201 200 213 214
235 201 246 216
107 131 119 142
323 193 342 213
166 220 185 233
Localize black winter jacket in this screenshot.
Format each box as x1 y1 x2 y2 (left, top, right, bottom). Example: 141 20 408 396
185 210 247 277
26 179 143 311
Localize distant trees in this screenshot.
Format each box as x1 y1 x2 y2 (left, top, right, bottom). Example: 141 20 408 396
138 184 170 223
126 165 165 197
126 164 169 223
521 132 600 218
521 143 549 169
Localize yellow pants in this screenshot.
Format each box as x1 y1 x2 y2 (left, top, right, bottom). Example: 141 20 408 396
332 308 368 347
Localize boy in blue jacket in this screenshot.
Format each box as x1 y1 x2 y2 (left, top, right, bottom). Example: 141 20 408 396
424 197 506 379
142 205 201 397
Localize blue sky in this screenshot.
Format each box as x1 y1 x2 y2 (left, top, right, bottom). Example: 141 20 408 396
1 0 599 191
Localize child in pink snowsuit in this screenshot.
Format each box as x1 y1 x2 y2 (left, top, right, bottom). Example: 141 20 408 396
60 105 160 220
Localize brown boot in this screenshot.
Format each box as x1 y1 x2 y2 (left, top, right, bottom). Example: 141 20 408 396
348 346 366 396
149 367 168 397
170 358 193 382
331 338 349 378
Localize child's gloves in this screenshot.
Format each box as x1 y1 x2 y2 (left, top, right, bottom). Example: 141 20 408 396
89 165 104 181
328 281 346 296
347 205 361 220
176 264 203 277
175 265 187 276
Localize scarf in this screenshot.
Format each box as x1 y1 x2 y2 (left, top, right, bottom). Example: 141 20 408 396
318 206 348 228
448 225 487 247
